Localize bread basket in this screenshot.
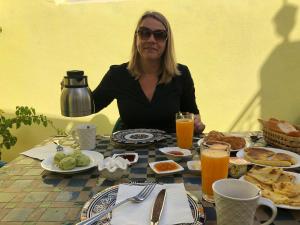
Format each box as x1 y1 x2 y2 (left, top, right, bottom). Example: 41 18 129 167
259 119 300 154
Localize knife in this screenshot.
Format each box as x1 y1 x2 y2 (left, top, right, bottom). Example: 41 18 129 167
150 188 167 225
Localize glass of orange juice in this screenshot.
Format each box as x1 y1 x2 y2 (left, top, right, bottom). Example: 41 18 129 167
200 141 230 203
176 112 194 149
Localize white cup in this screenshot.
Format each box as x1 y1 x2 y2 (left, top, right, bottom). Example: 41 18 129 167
212 179 277 225
72 124 96 150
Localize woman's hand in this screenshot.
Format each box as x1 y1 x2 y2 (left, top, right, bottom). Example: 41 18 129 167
194 114 205 134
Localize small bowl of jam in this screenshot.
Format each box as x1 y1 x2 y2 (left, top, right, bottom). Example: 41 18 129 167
159 147 192 161
149 160 184 174
112 153 138 165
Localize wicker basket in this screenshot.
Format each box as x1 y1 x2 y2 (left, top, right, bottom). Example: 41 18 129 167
259 119 300 154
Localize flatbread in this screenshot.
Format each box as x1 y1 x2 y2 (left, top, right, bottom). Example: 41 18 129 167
244 147 274 160
270 153 297 165
262 189 290 205
247 167 283 184
244 155 292 167
244 167 300 207
272 182 300 197
244 174 272 191
244 147 296 167
289 194 300 206
277 172 296 183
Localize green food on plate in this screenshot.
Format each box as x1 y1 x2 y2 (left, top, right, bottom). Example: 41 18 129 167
74 153 91 167
54 152 66 164
54 150 91 170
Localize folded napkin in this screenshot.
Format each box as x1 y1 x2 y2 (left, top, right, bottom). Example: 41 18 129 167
21 143 73 160
111 183 194 225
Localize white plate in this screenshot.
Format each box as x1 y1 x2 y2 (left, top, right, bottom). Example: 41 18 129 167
240 171 300 210
80 185 206 225
41 150 104 174
236 147 300 169
159 147 192 161
149 160 184 174
112 153 139 165
197 136 250 152
187 160 201 172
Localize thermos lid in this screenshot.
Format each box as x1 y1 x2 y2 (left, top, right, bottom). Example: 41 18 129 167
64 70 88 87
67 70 84 79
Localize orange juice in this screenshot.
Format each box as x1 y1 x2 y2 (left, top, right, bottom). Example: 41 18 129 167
201 149 229 202
176 118 194 149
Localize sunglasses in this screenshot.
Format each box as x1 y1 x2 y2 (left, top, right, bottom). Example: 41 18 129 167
136 27 168 42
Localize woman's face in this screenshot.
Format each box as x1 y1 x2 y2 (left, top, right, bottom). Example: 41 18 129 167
136 17 168 62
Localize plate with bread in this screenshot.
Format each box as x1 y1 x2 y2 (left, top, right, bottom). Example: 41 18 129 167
198 130 250 152
236 147 300 168
240 166 300 209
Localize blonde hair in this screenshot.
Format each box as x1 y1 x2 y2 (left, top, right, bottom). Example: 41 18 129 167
127 11 180 84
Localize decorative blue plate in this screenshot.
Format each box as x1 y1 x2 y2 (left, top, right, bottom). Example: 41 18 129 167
80 185 206 225
111 129 167 145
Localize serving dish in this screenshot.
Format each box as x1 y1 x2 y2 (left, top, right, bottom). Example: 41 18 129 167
236 147 300 169
240 171 300 210
112 153 138 165
159 147 192 161
149 160 184 174
41 150 103 174
80 184 206 225
187 160 201 173
98 157 129 181
111 129 167 146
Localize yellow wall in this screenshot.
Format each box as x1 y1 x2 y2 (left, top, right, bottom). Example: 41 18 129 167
1 0 300 161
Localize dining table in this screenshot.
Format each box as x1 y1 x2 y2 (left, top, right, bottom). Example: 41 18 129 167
0 131 299 225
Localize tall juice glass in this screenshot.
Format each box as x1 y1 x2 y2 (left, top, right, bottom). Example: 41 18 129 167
176 112 194 149
201 142 230 203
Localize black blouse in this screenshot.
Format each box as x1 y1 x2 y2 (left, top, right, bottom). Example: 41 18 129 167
92 63 199 133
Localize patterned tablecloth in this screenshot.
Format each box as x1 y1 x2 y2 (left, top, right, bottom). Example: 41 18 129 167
0 132 299 225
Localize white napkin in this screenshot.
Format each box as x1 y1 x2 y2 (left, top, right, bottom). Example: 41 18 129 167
21 143 73 160
111 183 194 225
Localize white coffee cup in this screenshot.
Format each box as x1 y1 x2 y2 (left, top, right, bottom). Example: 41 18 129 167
72 124 96 150
212 179 277 225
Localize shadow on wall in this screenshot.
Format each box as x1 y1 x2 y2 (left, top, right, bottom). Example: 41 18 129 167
229 91 261 132
260 2 300 124
1 112 113 162
229 2 300 131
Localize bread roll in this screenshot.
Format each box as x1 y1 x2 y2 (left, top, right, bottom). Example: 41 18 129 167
265 118 300 137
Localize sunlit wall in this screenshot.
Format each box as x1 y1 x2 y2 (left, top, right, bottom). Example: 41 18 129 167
1 0 300 161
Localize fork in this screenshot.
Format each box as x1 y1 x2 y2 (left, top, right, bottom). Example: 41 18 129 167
53 141 63 151
76 182 156 225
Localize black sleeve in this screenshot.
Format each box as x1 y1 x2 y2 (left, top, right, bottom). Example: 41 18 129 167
179 65 199 114
92 67 116 113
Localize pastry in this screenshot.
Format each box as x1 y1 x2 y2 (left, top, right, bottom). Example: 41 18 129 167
204 131 246 150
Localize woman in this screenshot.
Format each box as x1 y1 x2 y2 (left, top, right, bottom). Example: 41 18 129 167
93 11 205 133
